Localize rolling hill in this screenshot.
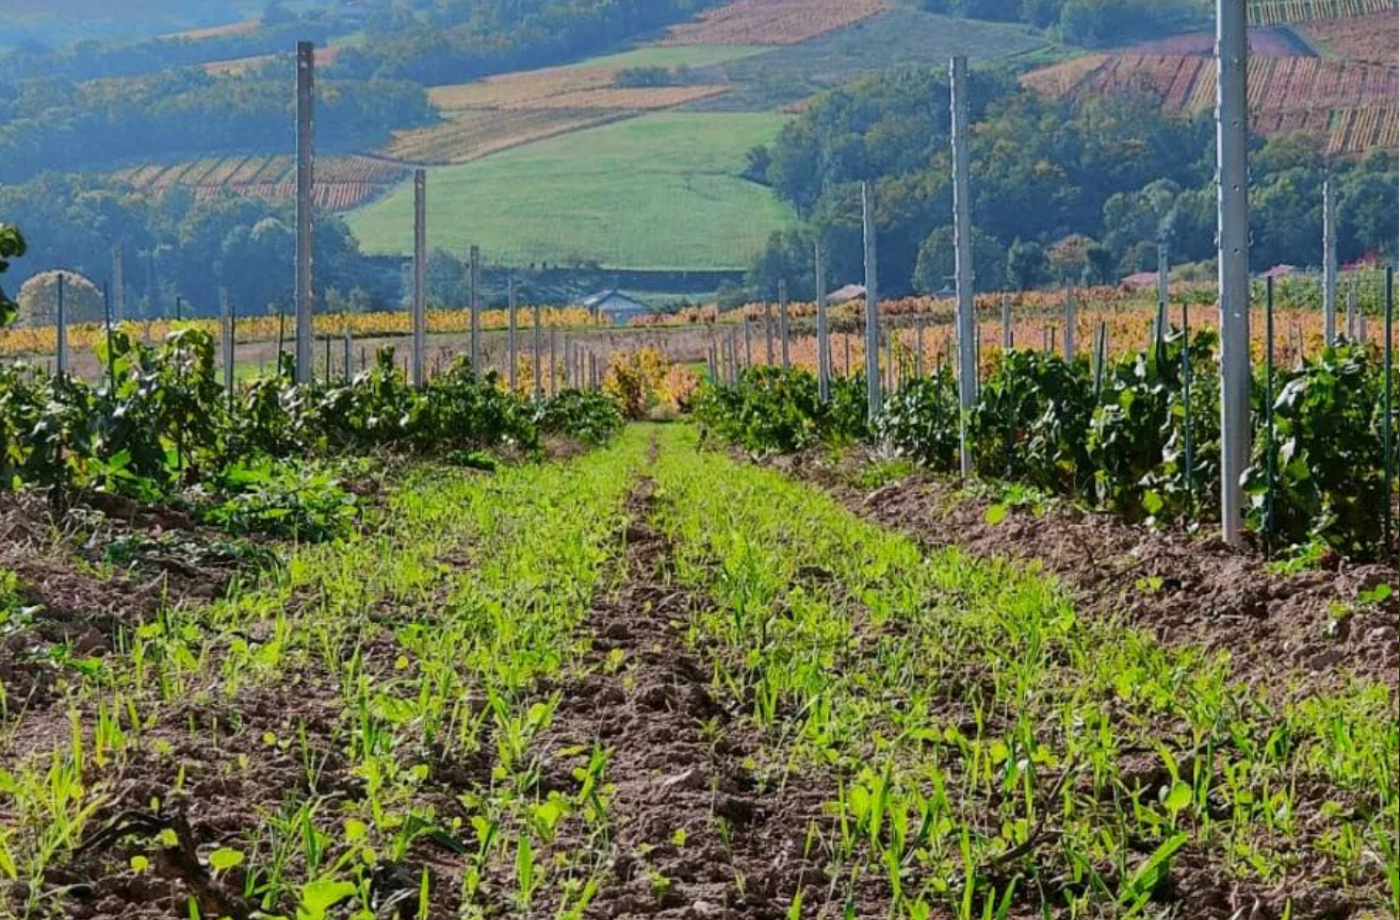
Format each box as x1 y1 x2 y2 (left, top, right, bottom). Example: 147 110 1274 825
347 112 796 271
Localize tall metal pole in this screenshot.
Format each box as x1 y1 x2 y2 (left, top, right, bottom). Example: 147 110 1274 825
294 41 315 386
1216 0 1251 548
1322 177 1338 346
862 180 881 417
55 272 67 378
778 278 790 369
950 55 976 476
412 169 427 388
469 245 481 373
816 240 830 402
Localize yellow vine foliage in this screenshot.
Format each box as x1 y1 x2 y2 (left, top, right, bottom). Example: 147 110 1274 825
602 347 697 419
0 306 597 357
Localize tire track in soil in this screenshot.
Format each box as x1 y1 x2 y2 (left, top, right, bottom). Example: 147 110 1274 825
536 462 846 919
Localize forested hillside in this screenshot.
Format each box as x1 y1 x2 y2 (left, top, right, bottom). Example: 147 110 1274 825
744 63 1397 298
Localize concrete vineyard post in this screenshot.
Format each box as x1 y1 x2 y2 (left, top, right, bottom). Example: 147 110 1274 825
55 272 67 378
815 240 830 402
975 322 982 384
915 316 925 378
743 317 752 370
1322 178 1337 346
764 299 774 366
778 279 790 370
470 245 481 373
533 302 543 401
221 286 234 395
549 327 558 395
112 246 125 323
1182 297 1195 516
1385 267 1395 555
295 41 315 386
1357 285 1368 343
1093 320 1107 397
1156 238 1169 355
508 277 518 393
862 180 880 418
101 281 117 393
885 326 894 391
1064 285 1076 361
412 169 427 388
728 327 739 384
1263 277 1275 554
951 55 975 476
1345 284 1357 341
1001 294 1013 349
342 321 351 384
1216 0 1252 548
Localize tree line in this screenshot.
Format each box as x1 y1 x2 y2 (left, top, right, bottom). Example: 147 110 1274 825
744 66 1398 299
0 174 397 322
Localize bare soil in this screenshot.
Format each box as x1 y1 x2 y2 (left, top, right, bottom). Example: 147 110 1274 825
533 473 854 919
0 492 269 722
762 448 1400 693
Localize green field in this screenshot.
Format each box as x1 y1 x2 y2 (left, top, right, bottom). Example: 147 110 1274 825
349 111 796 271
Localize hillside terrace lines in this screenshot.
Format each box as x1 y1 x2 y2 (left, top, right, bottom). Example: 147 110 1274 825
1247 0 1397 25
1022 52 1399 155
660 0 892 45
1299 11 1399 65
111 154 408 211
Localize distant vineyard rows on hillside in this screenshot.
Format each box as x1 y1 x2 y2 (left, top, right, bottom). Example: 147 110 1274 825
112 154 409 210
660 0 891 45
1023 53 1398 155
384 108 629 164
1298 12 1399 66
1247 0 1396 24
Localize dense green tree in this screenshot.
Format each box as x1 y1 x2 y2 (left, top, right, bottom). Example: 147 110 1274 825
913 225 1006 294
1006 238 1049 291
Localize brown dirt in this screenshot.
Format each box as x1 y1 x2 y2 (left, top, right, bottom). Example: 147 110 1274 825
531 475 854 919
0 492 265 719
763 449 1400 693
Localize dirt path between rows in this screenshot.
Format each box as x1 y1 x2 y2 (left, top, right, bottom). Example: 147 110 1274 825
763 450 1399 694
536 471 844 919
